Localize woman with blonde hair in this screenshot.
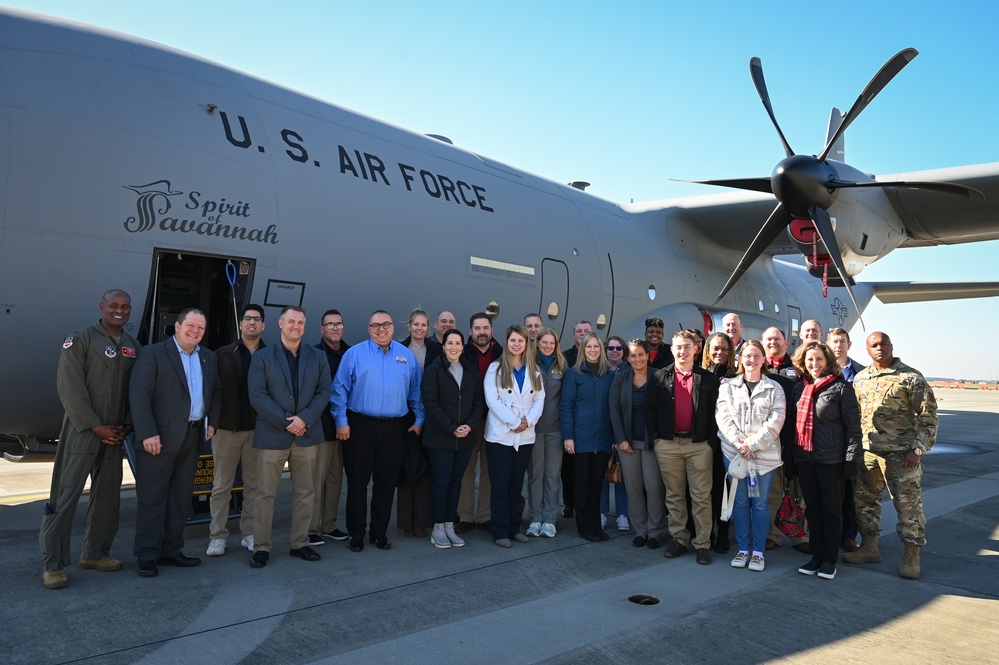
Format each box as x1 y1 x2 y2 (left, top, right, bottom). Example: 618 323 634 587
526 328 566 538
561 332 615 542
484 326 545 548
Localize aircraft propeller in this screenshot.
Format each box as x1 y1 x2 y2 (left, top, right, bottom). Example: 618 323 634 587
675 48 984 317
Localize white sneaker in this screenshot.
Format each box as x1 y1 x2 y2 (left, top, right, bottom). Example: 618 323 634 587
540 523 557 538
748 555 765 572
731 552 749 568
241 535 254 552
601 514 607 528
526 522 542 537
616 515 630 532
206 538 226 557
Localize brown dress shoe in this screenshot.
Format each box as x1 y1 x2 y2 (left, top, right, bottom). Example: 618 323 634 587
765 538 778 550
841 538 859 552
793 542 811 554
454 521 475 534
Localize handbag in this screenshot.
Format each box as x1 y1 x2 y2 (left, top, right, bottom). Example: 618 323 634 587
605 448 622 484
774 479 807 538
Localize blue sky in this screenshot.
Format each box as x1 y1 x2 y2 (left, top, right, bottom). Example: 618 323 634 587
11 1 999 380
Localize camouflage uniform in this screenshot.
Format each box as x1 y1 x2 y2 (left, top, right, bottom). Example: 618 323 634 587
852 358 937 546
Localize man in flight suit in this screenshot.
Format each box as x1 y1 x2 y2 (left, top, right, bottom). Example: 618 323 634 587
40 289 141 589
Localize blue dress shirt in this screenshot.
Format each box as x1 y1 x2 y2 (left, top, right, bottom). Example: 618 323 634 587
174 337 205 421
331 339 424 427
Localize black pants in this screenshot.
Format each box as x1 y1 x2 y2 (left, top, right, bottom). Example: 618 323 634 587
573 451 610 538
133 426 200 562
561 456 575 510
842 478 858 541
426 447 473 524
485 442 533 540
343 414 406 540
795 460 844 565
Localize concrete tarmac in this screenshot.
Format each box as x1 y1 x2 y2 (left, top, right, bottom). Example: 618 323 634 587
1 387 997 665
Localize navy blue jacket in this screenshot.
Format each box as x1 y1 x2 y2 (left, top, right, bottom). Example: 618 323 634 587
560 363 614 454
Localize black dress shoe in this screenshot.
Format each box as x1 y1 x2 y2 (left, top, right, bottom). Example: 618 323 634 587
290 546 321 561
157 553 201 567
696 548 712 565
136 560 158 577
372 536 391 550
562 507 575 519
476 521 491 531
249 551 269 568
633 536 648 548
582 534 602 542
598 531 610 541
647 537 662 550
347 538 364 553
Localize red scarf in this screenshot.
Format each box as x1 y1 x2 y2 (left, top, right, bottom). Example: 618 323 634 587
795 374 837 451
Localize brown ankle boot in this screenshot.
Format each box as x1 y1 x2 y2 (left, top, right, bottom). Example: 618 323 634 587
843 534 882 564
899 542 921 579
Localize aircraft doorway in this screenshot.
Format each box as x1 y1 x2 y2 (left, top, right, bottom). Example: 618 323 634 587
139 250 255 349
540 259 569 340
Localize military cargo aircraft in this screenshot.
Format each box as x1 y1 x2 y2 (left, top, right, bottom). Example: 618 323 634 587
1 7 998 448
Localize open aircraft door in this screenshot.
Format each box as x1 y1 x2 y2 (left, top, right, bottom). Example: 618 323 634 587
540 259 569 341
128 249 257 524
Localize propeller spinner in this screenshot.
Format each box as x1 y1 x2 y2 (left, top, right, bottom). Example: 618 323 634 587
679 48 984 321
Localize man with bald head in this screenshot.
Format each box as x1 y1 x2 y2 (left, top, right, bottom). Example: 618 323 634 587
800 319 823 343
433 311 456 346
721 313 744 353
846 332 937 579
40 289 141 589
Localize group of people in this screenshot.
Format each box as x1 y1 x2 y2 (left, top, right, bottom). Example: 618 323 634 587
39 292 938 590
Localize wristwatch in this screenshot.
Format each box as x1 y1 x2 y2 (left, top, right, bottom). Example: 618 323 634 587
912 447 924 457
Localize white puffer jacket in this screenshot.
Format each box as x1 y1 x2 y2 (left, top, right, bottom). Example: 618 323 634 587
716 375 786 473
483 361 545 450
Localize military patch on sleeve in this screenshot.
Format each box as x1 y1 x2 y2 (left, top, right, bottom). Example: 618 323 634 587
62 337 74 349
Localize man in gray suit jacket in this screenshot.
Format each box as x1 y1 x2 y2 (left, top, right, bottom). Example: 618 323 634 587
129 308 221 577
247 306 331 568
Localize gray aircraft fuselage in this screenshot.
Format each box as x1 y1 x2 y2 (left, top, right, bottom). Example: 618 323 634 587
0 9 868 438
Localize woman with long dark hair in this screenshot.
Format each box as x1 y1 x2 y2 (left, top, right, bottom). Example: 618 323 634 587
421 329 485 548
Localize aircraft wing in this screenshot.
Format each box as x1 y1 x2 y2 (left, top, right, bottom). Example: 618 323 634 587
883 163 999 247
631 191 797 254
873 281 999 303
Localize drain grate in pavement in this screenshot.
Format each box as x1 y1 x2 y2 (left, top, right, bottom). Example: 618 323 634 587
628 594 660 606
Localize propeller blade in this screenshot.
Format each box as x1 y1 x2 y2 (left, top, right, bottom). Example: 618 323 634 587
750 57 795 158
715 202 792 304
827 179 984 200
808 205 865 330
669 177 774 194
817 48 918 162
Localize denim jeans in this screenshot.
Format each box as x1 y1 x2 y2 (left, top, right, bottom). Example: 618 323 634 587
723 455 776 553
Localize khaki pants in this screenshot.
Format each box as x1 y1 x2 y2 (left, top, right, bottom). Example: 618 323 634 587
654 437 713 550
254 443 317 552
310 439 344 535
209 429 258 541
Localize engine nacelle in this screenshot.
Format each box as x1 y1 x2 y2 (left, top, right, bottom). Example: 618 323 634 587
786 161 908 283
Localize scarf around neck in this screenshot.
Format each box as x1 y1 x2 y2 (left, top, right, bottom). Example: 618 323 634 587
795 374 837 451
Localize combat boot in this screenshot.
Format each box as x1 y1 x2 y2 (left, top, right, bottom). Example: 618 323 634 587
899 542 921 579
843 534 882 564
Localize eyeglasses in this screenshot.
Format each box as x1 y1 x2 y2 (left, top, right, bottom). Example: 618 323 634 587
322 322 344 330
241 316 263 322
368 322 393 330
606 345 623 351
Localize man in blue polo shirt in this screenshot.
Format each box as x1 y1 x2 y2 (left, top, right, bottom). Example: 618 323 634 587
331 310 424 552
